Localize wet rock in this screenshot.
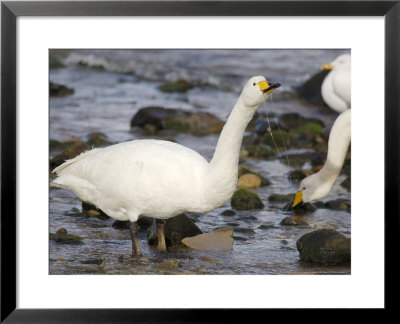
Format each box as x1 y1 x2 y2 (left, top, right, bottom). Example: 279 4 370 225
231 189 264 211
182 226 233 251
238 166 271 186
261 130 291 148
325 199 350 211
237 173 261 189
50 228 83 244
292 202 317 215
268 193 294 203
233 236 247 241
80 258 103 265
148 214 202 247
233 227 255 234
158 79 194 93
81 202 109 220
279 113 324 131
294 70 330 106
159 259 180 270
280 217 308 226
221 209 236 216
86 132 111 148
49 139 88 170
254 119 284 135
49 56 65 69
258 224 278 230
130 106 224 136
245 144 274 159
293 122 324 135
112 220 130 230
290 169 312 183
296 229 351 265
50 82 74 97
311 151 327 166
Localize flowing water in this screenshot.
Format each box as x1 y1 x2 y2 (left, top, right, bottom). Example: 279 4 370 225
49 49 350 275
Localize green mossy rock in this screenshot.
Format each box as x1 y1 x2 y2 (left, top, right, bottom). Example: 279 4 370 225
231 189 264 211
268 193 294 203
86 132 111 148
50 140 88 170
158 79 194 93
245 144 274 159
50 228 83 244
280 217 308 226
296 229 351 265
261 130 291 148
49 56 65 69
293 122 323 135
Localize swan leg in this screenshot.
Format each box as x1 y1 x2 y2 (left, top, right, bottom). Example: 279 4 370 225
129 221 142 257
156 219 167 252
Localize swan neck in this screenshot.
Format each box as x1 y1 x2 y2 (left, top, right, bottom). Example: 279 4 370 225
209 97 255 173
319 110 351 181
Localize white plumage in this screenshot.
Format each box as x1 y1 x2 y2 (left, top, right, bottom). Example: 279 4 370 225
321 53 351 113
293 109 351 206
51 76 281 255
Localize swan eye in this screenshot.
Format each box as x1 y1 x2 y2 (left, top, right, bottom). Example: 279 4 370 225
302 187 306 190
253 83 256 86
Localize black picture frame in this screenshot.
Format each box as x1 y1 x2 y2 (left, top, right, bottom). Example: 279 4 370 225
1 0 399 322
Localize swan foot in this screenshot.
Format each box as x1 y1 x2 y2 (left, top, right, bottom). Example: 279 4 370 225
129 221 142 257
156 219 167 252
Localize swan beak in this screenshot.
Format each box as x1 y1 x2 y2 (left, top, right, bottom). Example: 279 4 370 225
292 190 303 208
322 63 333 71
258 81 281 94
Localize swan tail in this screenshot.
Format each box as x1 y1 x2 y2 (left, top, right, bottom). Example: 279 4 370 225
52 148 102 175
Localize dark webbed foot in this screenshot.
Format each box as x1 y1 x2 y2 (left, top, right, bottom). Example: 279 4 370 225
156 219 167 252
129 221 142 257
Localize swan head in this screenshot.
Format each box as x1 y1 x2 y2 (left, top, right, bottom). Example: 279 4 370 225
240 76 281 108
292 172 334 207
322 53 351 72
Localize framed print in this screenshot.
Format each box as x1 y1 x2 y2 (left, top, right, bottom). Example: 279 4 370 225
1 0 399 322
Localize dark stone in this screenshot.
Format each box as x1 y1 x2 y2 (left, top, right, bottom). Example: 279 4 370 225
50 228 83 244
292 202 317 215
261 130 291 148
148 214 202 247
49 56 65 69
280 217 308 226
221 209 236 216
279 113 324 130
130 106 224 136
245 144 274 159
341 176 351 191
268 193 294 203
80 258 103 265
289 169 311 183
50 82 74 97
158 79 194 93
325 199 350 211
254 119 284 135
294 70 330 106
112 220 130 230
311 151 327 166
296 229 351 265
233 227 255 234
258 224 278 230
231 189 264 211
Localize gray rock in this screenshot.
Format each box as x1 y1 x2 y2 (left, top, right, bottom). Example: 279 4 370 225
280 217 308 226
296 229 351 265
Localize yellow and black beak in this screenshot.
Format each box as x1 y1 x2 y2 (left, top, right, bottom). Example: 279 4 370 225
322 63 333 71
258 80 281 94
292 190 303 208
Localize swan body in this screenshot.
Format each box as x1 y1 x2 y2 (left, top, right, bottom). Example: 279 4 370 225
293 109 351 206
51 76 281 255
321 54 351 113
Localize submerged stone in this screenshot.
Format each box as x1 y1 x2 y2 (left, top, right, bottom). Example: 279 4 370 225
280 217 308 226
50 228 83 244
50 82 74 97
268 193 294 203
158 79 194 93
296 229 351 265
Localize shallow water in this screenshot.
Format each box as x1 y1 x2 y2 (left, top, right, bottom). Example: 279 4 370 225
49 49 350 275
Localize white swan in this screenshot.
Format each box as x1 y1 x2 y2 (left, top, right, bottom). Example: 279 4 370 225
321 53 351 113
292 109 351 207
51 76 281 256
